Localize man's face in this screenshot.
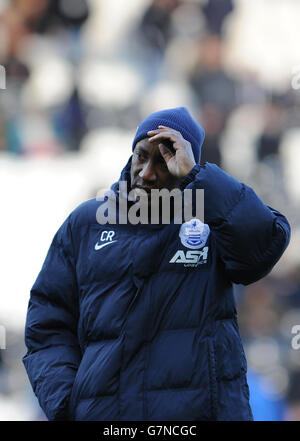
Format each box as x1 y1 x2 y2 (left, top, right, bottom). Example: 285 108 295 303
130 138 181 193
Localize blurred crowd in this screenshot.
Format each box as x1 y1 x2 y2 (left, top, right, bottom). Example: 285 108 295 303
0 0 300 421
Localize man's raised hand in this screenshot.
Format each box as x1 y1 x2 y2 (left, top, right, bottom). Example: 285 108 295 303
147 126 196 178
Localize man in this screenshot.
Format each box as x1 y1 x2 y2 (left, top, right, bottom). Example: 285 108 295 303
23 107 290 421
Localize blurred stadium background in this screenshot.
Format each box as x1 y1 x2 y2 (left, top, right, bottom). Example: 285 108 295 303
1 0 300 421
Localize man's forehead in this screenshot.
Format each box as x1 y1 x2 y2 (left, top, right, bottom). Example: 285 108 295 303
134 138 161 155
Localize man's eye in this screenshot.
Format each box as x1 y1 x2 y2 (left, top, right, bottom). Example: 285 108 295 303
135 152 145 161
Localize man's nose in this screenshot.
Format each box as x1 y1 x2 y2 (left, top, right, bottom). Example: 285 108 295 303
139 160 157 182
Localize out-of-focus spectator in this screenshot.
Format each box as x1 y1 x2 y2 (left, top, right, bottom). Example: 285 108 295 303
257 94 286 162
285 370 300 421
189 35 238 167
201 0 234 36
138 0 181 54
248 368 287 421
283 265 300 309
189 35 237 112
53 86 87 152
0 0 37 84
199 104 224 166
0 0 49 49
0 0 91 157
250 92 291 210
29 0 89 33
238 279 280 339
237 70 266 106
123 0 181 86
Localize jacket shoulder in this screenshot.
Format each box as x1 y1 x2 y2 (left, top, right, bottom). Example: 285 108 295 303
69 197 101 230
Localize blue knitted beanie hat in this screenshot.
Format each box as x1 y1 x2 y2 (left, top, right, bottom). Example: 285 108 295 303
132 107 205 164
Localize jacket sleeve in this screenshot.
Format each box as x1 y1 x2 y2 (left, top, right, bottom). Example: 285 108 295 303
180 162 291 285
22 215 81 420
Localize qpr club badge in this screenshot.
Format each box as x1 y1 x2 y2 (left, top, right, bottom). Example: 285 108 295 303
179 218 210 249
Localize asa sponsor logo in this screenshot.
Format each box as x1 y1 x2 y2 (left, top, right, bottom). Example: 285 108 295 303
169 247 209 267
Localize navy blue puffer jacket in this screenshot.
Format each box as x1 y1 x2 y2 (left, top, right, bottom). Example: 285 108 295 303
23 158 290 421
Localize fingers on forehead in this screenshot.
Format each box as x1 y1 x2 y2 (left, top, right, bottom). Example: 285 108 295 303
158 125 179 132
148 133 176 142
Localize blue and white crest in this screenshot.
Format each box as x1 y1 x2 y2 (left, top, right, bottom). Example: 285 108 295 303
179 218 210 249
